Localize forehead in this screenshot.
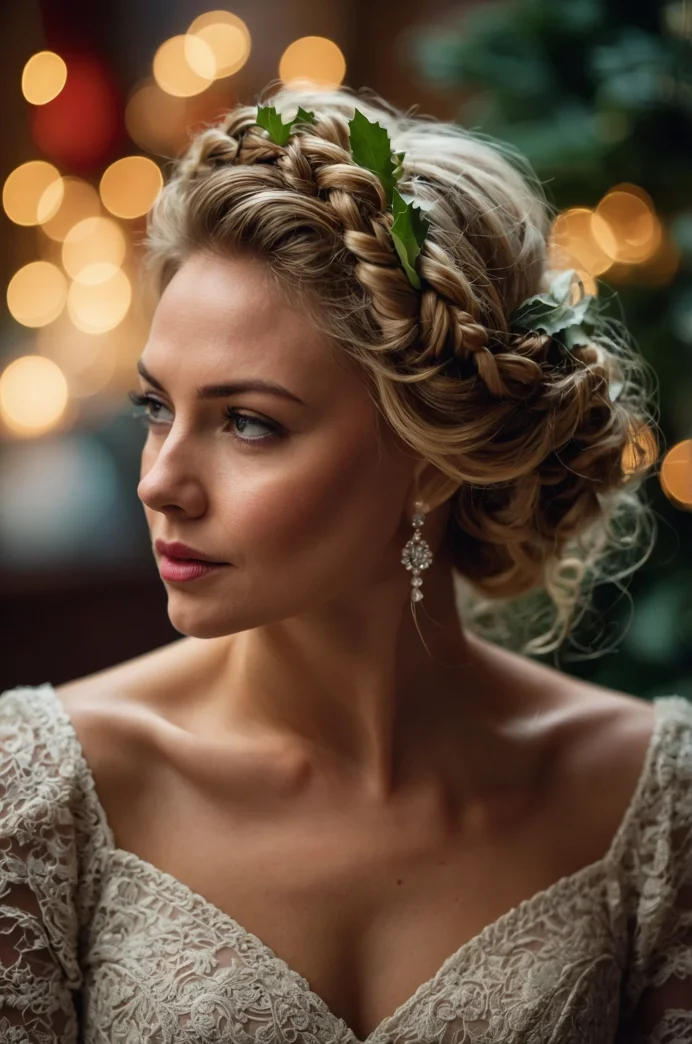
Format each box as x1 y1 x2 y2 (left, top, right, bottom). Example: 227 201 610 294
146 251 350 387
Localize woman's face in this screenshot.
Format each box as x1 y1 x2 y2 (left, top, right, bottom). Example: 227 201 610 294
136 251 420 638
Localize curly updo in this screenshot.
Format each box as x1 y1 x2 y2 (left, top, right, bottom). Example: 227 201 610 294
142 81 659 659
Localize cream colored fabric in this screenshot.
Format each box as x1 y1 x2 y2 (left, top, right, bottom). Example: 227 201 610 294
1 683 691 1043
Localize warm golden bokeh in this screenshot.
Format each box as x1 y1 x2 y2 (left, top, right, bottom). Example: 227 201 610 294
622 420 659 476
153 34 215 96
187 10 251 78
99 156 163 219
62 216 127 282
67 268 132 333
7 262 68 327
38 176 101 242
37 316 118 399
548 208 615 279
0 355 69 435
546 184 669 291
279 36 346 89
595 189 662 264
3 161 64 226
125 80 189 155
21 51 67 105
661 439 692 511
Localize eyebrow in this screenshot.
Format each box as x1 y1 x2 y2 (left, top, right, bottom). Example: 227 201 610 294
136 359 306 407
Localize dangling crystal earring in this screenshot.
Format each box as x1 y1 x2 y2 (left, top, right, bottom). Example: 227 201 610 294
401 500 433 604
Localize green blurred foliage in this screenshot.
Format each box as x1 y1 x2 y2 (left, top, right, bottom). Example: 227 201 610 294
406 0 692 700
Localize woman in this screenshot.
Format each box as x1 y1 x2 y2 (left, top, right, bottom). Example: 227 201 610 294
1 82 691 1043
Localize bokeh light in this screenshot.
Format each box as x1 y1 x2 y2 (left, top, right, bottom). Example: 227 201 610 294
99 156 163 219
67 268 132 333
39 176 101 242
622 420 659 476
187 10 251 78
548 208 615 281
125 80 188 155
62 216 127 282
153 34 215 96
21 51 67 105
7 262 68 327
3 161 63 226
0 355 69 435
661 439 692 510
279 36 346 88
37 316 119 398
595 188 662 264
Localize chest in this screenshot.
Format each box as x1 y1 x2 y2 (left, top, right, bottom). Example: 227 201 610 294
97 726 620 1042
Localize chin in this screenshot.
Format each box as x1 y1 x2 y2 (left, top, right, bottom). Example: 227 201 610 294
165 609 245 641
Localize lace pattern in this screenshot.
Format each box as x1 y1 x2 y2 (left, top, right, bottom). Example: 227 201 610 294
1 684 691 1043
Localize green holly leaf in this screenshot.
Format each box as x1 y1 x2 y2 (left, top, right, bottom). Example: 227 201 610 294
390 187 429 289
348 108 399 204
256 104 316 145
256 105 293 145
294 106 317 126
393 150 406 181
398 191 435 212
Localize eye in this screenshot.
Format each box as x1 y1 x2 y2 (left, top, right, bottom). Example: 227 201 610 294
127 391 283 446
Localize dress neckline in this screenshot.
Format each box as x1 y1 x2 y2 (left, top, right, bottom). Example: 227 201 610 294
20 684 690 1044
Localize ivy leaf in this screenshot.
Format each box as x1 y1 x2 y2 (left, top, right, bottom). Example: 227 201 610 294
390 186 429 289
348 108 398 204
510 268 602 339
562 324 592 349
510 294 573 335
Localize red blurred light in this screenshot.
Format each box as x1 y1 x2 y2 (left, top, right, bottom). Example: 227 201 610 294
29 55 121 173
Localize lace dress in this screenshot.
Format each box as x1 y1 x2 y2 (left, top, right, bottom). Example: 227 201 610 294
1 683 691 1044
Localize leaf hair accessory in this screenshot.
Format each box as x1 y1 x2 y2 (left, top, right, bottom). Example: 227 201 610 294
255 103 430 289
254 107 616 393
509 268 603 353
509 268 625 402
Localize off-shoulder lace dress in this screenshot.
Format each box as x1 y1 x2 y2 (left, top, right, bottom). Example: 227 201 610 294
1 683 691 1043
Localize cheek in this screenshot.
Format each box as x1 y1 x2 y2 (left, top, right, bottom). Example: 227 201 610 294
226 427 409 570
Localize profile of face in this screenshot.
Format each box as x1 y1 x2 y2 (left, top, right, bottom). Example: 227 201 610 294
136 251 423 639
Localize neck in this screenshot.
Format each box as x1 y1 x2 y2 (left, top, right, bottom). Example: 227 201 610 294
204 549 515 802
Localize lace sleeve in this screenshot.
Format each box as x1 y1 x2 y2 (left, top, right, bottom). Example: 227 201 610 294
0 691 82 1042
620 700 692 1044
626 901 692 1043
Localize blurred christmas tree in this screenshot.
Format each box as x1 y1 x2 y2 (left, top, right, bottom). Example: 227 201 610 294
407 0 692 699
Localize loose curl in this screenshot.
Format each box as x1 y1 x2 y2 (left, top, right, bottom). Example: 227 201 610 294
142 81 660 660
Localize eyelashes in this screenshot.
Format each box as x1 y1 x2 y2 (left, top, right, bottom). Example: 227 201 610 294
127 391 283 446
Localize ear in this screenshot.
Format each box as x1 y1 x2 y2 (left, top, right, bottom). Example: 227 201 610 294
407 459 461 515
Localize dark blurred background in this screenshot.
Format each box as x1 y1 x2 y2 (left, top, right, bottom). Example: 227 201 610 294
1 0 691 701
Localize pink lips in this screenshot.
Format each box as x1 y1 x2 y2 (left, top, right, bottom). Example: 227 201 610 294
159 556 228 582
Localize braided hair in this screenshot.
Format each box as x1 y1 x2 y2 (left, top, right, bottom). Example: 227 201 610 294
143 81 658 658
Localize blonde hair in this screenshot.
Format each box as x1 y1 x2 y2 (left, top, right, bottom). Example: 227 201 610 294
142 81 659 660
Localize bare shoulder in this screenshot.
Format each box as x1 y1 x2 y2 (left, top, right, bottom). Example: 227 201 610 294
477 637 658 857
51 636 206 783
554 676 656 781
475 635 656 788
537 675 657 864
